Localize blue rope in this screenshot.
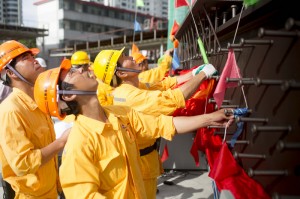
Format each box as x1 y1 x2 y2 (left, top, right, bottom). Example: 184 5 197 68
230 108 248 148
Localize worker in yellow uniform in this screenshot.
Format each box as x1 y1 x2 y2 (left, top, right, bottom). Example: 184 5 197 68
133 48 172 83
71 50 114 106
33 58 233 199
96 47 197 105
0 40 70 198
133 47 207 93
93 47 218 199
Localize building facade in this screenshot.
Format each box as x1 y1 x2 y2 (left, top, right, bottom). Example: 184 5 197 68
81 0 168 19
0 0 22 25
34 0 167 67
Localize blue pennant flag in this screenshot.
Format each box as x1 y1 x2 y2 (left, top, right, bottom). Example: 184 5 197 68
171 48 180 70
134 20 142 32
230 108 249 148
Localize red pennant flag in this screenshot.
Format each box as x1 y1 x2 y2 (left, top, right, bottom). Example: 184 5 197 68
171 20 180 36
190 141 200 167
175 0 189 7
213 49 241 109
209 143 271 199
161 144 169 162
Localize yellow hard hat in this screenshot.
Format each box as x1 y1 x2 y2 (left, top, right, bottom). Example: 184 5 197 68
71 51 90 66
93 47 125 85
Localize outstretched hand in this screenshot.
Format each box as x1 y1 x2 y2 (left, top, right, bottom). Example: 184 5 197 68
208 109 234 127
192 64 217 78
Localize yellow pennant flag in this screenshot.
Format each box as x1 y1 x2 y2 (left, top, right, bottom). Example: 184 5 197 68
136 0 144 7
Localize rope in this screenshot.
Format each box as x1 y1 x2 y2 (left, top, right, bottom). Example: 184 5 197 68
231 4 248 108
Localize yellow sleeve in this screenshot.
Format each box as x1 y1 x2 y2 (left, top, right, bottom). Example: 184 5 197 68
0 111 42 176
128 108 176 142
138 76 177 91
113 85 185 116
97 81 114 106
60 127 106 199
138 55 172 83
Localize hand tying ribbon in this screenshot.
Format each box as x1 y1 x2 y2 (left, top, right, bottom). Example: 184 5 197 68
229 108 249 148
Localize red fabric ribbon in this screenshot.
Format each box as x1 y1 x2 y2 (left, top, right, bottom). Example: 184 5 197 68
209 143 271 199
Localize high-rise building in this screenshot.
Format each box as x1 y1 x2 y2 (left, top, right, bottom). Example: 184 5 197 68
34 0 167 67
80 0 168 19
0 0 22 25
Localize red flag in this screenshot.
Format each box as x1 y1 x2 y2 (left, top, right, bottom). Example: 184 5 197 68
213 49 241 109
175 0 189 7
171 20 180 36
161 143 169 162
209 143 271 199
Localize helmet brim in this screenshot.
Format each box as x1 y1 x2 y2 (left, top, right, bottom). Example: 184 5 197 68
30 48 40 55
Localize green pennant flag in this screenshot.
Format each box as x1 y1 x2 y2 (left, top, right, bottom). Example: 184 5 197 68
136 0 144 7
197 37 209 64
243 0 259 7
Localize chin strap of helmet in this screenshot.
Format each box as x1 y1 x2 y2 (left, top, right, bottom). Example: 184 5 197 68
57 90 97 95
116 67 141 73
6 64 34 87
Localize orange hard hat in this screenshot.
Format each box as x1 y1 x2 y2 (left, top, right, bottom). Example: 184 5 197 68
34 59 71 120
132 52 147 64
0 40 39 71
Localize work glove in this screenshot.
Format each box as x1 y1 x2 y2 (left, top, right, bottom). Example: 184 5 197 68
192 63 218 78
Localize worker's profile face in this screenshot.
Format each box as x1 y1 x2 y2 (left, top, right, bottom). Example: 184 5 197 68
138 59 148 71
118 54 140 71
60 67 98 92
13 52 44 83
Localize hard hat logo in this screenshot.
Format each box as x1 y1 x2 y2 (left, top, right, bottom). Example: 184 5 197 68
93 47 125 85
0 40 39 71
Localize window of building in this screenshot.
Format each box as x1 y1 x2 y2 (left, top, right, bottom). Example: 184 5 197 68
75 3 82 12
63 1 70 10
108 10 115 18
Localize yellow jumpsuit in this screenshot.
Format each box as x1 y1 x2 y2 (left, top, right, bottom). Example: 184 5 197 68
97 55 173 106
113 83 185 198
97 80 114 106
96 54 178 198
59 105 176 199
0 88 59 199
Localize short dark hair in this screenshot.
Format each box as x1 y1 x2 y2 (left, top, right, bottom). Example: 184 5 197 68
112 61 123 87
2 52 27 86
2 58 17 86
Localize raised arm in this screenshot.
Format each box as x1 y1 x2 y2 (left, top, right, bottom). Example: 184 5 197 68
178 64 217 100
173 109 234 134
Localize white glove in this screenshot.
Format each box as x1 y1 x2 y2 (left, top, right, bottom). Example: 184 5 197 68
192 64 217 78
